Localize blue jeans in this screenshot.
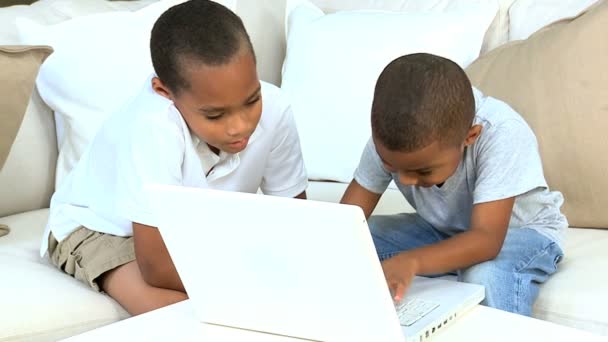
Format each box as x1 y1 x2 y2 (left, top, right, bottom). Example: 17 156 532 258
368 213 564 316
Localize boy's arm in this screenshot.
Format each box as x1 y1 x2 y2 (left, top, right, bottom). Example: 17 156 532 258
132 222 185 292
340 179 382 219
384 196 514 301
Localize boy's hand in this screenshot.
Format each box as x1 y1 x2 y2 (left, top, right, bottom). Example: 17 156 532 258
381 253 419 302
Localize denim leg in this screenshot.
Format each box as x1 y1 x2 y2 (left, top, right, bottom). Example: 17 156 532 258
367 213 448 261
458 228 564 316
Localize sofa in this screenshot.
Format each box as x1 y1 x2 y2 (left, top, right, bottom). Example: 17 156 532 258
1 0 607 341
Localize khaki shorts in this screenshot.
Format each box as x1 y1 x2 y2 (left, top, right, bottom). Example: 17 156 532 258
48 227 135 292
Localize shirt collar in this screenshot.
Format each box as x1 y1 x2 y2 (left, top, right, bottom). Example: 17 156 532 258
189 123 264 180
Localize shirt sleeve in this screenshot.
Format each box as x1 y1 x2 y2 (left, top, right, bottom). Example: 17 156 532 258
115 117 185 227
353 137 393 194
260 105 308 197
473 119 548 204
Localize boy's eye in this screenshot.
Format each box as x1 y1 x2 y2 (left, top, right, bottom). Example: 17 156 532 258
246 97 261 106
205 113 224 120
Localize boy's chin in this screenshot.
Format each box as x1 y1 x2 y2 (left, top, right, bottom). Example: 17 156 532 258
221 143 248 154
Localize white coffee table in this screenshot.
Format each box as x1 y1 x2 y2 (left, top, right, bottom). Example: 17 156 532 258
63 300 606 341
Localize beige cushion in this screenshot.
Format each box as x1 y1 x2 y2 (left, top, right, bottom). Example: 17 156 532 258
0 45 51 169
0 224 8 238
0 46 57 218
466 0 608 228
0 1 35 8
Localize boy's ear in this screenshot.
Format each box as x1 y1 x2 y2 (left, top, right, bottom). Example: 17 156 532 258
464 125 482 146
151 76 175 101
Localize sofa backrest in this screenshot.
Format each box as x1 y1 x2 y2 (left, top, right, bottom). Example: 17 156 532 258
0 84 56 218
0 0 597 217
0 0 520 86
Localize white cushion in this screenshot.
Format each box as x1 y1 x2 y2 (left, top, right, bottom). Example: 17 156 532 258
534 227 608 335
0 209 129 341
308 0 517 53
509 0 600 41
281 0 498 182
15 0 236 189
227 0 519 87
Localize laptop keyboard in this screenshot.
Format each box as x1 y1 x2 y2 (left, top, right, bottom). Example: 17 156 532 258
394 298 440 326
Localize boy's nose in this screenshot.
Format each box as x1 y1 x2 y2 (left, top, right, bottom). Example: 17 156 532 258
398 173 418 186
226 114 247 137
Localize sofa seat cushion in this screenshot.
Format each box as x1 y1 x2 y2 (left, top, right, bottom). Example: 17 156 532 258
534 227 608 335
0 209 128 342
2 184 607 340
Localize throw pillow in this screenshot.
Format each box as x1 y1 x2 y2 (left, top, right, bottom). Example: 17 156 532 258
0 45 55 218
508 0 599 41
308 0 516 53
281 0 498 182
0 45 52 170
0 224 8 238
466 0 608 228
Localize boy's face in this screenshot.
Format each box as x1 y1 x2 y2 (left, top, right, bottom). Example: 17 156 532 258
154 50 261 154
374 125 481 188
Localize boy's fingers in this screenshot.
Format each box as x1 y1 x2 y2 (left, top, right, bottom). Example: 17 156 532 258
387 279 398 298
393 282 406 302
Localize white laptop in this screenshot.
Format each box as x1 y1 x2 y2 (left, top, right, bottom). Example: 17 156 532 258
148 184 484 341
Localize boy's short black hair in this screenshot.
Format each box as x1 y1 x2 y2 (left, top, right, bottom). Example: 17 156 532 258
371 53 475 152
150 0 255 95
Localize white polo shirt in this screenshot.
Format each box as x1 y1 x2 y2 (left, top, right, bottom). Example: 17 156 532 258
40 78 308 256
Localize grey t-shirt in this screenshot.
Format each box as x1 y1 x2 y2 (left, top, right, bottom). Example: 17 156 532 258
354 88 568 246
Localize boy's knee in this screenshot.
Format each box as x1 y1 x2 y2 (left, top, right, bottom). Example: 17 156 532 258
367 214 403 236
367 215 401 260
367 215 389 234
367 216 401 246
461 260 541 315
460 261 500 287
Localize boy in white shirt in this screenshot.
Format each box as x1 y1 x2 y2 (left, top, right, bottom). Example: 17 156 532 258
41 0 307 315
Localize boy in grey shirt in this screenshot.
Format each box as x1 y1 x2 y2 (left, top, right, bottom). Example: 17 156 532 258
341 53 567 316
